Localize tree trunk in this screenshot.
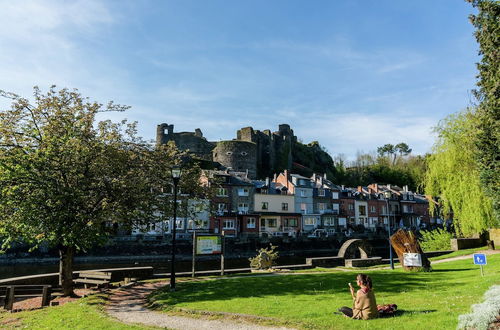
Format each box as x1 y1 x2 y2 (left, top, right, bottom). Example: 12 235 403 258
59 246 75 296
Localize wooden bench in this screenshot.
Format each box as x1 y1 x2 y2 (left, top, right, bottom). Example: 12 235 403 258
74 271 112 289
0 285 52 311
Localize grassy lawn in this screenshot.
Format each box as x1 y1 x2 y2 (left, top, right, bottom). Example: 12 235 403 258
0 293 156 330
428 247 489 261
149 254 500 330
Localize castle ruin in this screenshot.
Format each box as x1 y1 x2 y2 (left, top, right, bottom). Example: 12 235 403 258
156 123 297 179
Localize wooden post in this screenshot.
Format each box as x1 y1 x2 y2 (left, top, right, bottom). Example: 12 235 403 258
41 285 51 307
192 231 197 278
5 286 14 311
221 231 225 276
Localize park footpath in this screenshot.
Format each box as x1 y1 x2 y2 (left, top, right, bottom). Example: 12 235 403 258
105 250 500 330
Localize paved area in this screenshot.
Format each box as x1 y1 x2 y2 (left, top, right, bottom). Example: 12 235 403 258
106 281 294 330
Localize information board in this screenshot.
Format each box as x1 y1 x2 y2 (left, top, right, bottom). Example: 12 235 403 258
196 235 222 255
403 253 422 267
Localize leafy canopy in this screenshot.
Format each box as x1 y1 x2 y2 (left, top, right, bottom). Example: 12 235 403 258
0 87 154 251
424 110 496 236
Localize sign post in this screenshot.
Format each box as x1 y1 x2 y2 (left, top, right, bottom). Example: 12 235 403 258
473 253 487 277
192 231 197 278
221 231 225 276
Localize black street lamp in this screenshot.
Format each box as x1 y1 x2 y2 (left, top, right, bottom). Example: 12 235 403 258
385 191 394 270
170 165 181 291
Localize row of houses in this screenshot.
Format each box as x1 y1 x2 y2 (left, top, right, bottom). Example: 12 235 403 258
133 170 450 239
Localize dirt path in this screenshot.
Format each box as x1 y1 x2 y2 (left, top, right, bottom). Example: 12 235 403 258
106 282 294 330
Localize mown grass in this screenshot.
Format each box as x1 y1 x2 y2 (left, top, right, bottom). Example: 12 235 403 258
428 247 489 261
149 254 500 330
0 293 157 330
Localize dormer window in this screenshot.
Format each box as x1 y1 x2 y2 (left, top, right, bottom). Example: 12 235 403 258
226 151 233 155
241 152 248 156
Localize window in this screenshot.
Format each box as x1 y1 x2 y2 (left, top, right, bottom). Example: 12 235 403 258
284 218 297 227
238 203 249 212
282 203 288 211
332 192 339 199
370 206 376 213
300 203 307 213
304 217 316 226
358 205 366 216
318 189 325 197
238 188 249 196
300 190 306 197
217 188 228 197
261 202 268 210
217 203 226 211
409 194 414 200
318 203 326 211
348 204 354 211
262 218 277 227
323 217 335 226
246 218 256 229
223 219 235 229
170 219 183 230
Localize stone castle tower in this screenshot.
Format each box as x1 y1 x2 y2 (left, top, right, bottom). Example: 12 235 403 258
156 123 296 179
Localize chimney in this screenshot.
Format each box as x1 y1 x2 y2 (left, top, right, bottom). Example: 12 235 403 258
265 177 270 186
323 173 327 180
357 186 363 192
341 185 345 190
387 184 391 190
403 185 408 192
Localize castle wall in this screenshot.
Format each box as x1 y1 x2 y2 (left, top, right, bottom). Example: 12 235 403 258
156 123 215 161
213 141 257 179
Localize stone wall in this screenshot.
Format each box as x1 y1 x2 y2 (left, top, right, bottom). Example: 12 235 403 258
451 238 483 251
213 140 257 179
489 228 500 249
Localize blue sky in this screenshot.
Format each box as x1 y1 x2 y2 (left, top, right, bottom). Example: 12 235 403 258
0 0 479 159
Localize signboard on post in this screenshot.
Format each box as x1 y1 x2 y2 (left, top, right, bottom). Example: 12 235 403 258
196 235 222 255
473 253 487 277
473 253 487 265
403 253 422 267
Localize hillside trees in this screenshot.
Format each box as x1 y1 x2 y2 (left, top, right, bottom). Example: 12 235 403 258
467 0 500 221
424 110 496 236
0 87 205 295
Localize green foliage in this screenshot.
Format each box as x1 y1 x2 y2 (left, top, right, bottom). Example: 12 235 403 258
424 110 496 236
248 244 279 270
419 229 453 252
467 0 500 222
0 86 208 294
291 140 337 180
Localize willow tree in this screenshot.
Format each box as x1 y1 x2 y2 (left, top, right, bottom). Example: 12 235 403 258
424 110 496 236
0 87 157 295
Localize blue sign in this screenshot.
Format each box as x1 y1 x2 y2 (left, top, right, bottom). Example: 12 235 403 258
473 253 487 265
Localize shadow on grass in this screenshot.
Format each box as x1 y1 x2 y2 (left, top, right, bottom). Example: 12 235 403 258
383 309 437 317
432 268 474 272
148 266 473 308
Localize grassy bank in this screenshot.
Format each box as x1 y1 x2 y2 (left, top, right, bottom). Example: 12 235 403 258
149 254 500 330
0 293 155 330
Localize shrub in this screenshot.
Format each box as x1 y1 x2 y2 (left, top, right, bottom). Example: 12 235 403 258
419 228 453 252
457 285 500 330
249 244 279 270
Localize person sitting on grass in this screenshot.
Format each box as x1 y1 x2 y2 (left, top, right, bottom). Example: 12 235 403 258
338 273 378 320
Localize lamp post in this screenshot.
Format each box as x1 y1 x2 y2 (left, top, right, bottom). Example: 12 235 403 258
170 165 181 291
385 192 394 270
